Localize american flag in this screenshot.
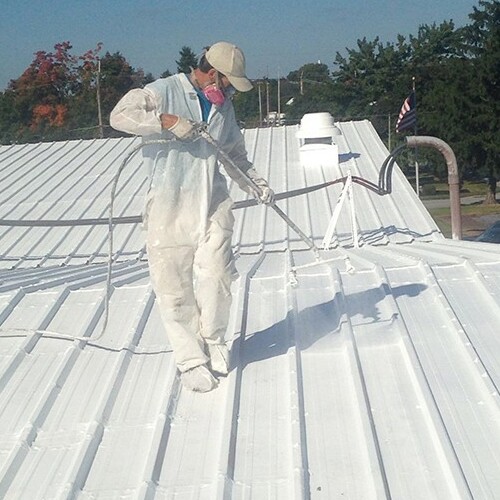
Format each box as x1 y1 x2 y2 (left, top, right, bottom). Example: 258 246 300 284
396 91 417 133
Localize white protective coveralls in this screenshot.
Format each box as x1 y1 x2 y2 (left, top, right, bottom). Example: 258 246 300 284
110 73 260 373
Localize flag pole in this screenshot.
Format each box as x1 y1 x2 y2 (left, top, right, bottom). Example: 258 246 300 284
388 113 392 151
412 76 420 197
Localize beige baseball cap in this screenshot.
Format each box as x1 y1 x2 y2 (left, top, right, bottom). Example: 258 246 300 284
205 42 253 92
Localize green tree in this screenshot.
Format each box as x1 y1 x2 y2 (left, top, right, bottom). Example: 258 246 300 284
463 0 500 203
326 19 492 184
233 85 261 126
286 63 335 120
411 5 499 201
176 46 197 74
330 37 407 138
399 21 469 177
100 53 145 120
58 49 143 139
0 90 21 143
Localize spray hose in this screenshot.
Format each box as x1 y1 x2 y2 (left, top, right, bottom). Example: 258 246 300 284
0 127 408 343
0 130 323 344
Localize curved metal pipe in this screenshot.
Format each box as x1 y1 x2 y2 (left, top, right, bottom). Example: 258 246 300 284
406 136 462 240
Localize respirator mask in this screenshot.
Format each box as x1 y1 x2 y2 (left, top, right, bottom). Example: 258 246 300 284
202 72 235 106
202 84 226 106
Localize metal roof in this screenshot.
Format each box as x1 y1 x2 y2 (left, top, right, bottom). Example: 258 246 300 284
0 121 499 499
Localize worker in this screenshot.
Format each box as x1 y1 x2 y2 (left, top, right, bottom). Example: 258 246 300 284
110 41 274 392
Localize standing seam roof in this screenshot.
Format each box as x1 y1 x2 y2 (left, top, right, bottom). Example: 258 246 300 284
0 121 499 499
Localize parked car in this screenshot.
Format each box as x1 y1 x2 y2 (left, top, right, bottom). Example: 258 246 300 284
474 220 500 243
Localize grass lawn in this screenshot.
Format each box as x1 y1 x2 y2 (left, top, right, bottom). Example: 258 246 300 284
428 202 500 238
419 180 493 199
416 179 499 238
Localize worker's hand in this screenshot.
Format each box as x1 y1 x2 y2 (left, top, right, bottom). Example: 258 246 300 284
163 115 199 140
251 177 274 205
256 184 275 205
246 169 275 204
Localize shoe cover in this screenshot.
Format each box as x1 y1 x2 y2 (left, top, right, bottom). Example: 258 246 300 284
180 365 218 392
208 343 230 375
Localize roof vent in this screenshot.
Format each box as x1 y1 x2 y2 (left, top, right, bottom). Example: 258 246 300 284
297 113 340 169
296 112 341 141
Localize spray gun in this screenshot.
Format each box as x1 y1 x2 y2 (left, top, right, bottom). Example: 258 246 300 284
195 126 320 259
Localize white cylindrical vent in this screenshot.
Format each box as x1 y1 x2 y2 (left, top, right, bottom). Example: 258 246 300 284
296 112 340 141
297 113 340 169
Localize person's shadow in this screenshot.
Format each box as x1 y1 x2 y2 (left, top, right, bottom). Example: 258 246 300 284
234 283 427 369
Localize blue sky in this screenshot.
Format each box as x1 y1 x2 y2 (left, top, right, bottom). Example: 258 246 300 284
0 0 478 91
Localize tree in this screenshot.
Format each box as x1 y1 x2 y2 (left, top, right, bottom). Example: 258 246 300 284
0 42 147 143
100 53 144 113
232 85 261 126
176 46 197 74
0 90 20 143
330 37 407 138
5 41 80 141
398 21 470 178
325 17 499 188
286 63 335 120
64 43 103 139
463 0 500 203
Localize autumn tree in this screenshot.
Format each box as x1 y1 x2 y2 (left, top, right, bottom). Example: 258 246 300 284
0 42 149 142
5 41 79 141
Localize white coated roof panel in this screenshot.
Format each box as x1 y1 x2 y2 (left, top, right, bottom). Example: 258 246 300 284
0 121 499 499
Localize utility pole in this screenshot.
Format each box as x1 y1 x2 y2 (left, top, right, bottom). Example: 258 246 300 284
258 82 263 127
266 80 270 126
277 69 281 125
96 59 104 139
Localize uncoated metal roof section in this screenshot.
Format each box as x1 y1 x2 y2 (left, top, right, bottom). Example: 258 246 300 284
0 119 499 499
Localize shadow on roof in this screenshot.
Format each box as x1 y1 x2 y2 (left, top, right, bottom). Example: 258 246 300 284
235 282 427 368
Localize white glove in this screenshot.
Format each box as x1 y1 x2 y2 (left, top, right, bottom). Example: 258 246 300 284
255 183 275 205
168 116 199 140
246 168 275 205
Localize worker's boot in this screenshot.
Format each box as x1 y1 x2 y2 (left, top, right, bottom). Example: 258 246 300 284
207 343 230 375
180 364 218 392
